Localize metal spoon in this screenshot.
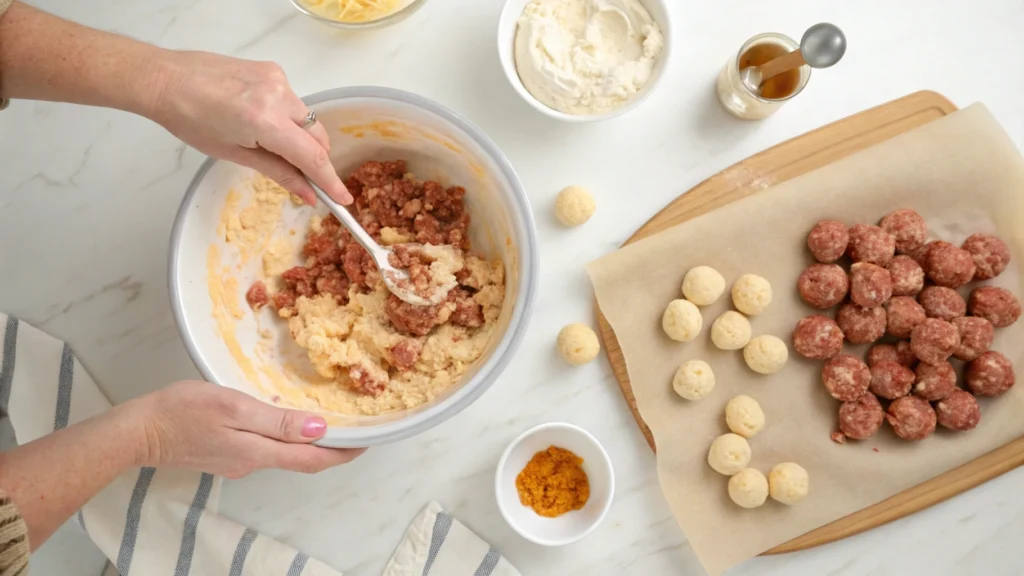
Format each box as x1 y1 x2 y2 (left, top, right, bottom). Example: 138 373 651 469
307 179 455 307
740 23 846 95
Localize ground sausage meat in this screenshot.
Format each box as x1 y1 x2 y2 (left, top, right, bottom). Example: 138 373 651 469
821 354 872 401
879 209 928 254
246 281 269 310
867 343 899 366
886 396 937 441
908 240 938 266
869 360 915 400
952 316 994 362
849 262 893 308
847 224 896 266
793 315 845 360
965 351 1016 397
886 255 925 297
798 263 850 309
885 296 926 339
896 340 917 367
836 303 886 344
910 318 960 365
935 389 981 431
918 286 966 321
807 220 850 263
961 233 1010 280
913 361 956 401
838 393 885 441
968 286 1022 328
388 339 423 371
923 241 976 288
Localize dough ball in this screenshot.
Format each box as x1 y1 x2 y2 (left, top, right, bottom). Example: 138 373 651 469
732 274 773 316
711 311 752 350
554 186 595 227
682 266 726 306
672 360 715 400
725 395 765 438
707 433 752 476
728 468 769 509
556 323 600 365
662 299 702 342
768 462 809 505
743 335 789 375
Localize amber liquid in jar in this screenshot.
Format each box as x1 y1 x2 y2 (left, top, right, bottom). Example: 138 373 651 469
738 43 801 100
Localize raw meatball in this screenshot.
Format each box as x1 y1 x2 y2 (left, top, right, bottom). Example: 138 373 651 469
554 185 595 226
728 468 769 509
965 351 1016 397
887 255 926 296
807 220 849 263
867 343 900 366
952 316 994 361
557 324 601 365
962 233 1010 280
768 462 809 505
821 354 871 401
725 395 765 438
732 274 773 316
793 315 845 360
743 335 789 375
798 264 849 309
682 266 726 306
896 340 918 367
662 299 702 342
909 240 938 266
968 286 1022 328
869 360 915 400
918 286 966 321
910 318 960 365
847 224 896 266
885 296 926 339
711 311 752 350
836 303 886 344
913 361 956 401
673 360 715 400
936 389 981 431
849 262 893 308
923 241 976 288
886 396 937 441
837 393 885 441
879 209 927 253
707 433 752 476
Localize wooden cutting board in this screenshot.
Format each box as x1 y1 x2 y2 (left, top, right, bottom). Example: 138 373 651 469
595 90 1024 554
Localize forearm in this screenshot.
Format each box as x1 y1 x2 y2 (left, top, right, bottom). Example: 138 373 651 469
0 401 146 550
0 2 169 115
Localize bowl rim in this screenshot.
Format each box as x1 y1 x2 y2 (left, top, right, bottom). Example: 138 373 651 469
496 0 673 123
494 422 616 546
289 0 429 29
168 85 539 447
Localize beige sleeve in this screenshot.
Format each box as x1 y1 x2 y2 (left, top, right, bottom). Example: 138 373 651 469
0 489 28 576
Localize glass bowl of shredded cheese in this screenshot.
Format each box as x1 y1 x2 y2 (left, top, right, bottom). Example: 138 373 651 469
290 0 426 28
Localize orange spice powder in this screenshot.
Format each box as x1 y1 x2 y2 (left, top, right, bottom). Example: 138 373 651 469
515 445 590 517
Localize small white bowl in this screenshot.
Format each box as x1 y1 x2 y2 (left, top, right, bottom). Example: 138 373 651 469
496 0 672 123
495 423 615 546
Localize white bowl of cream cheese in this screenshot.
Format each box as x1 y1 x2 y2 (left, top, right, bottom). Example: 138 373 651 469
497 0 671 122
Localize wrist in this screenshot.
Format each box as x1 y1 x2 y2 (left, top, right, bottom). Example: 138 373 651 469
121 45 180 121
106 396 161 469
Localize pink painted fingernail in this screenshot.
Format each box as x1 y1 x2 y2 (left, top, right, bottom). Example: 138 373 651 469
301 417 327 438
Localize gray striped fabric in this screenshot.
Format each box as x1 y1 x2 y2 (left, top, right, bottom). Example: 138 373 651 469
228 528 259 576
286 552 309 576
116 466 157 575
473 548 500 576
174 472 215 575
0 316 18 412
54 343 74 430
422 512 453 576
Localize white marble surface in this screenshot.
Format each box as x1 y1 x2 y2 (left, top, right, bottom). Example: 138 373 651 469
3 0 1024 574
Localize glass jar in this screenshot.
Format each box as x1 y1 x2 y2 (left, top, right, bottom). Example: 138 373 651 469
716 33 811 120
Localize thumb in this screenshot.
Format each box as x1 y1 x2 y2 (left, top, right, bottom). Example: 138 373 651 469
232 395 328 444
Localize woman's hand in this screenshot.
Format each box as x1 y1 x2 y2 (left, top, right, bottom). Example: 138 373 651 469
133 380 364 478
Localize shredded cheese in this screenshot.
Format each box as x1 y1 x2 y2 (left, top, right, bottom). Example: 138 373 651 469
302 0 404 23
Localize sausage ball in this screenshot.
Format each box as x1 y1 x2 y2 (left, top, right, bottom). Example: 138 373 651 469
879 209 928 254
896 340 918 367
923 241 976 288
838 393 885 441
869 360 915 400
918 286 967 321
961 233 1010 280
910 318 960 365
935 389 982 432
968 286 1022 328
886 396 937 441
836 303 886 344
798 264 850 309
867 343 899 366
807 220 849 263
913 361 956 401
885 296 927 339
821 354 871 401
793 315 845 360
952 316 994 362
847 224 896 266
965 351 1015 397
887 255 926 297
849 262 893 308
908 240 938 266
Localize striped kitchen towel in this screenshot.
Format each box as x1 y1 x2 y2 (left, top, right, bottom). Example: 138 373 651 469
0 314 520 576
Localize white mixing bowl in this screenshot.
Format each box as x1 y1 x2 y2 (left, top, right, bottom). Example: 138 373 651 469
169 87 538 447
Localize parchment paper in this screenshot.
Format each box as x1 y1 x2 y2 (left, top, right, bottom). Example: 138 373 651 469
587 104 1024 576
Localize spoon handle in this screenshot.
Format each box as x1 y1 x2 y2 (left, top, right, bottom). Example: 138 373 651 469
757 49 806 84
307 179 387 261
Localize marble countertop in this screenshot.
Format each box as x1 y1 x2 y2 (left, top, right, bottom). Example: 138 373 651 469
4 0 1024 574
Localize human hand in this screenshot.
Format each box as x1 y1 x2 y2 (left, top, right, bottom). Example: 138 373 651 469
132 380 364 478
146 50 352 206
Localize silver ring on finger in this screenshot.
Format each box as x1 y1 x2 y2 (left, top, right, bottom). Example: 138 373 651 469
300 109 317 130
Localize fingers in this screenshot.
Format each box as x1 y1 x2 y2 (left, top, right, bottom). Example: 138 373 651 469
267 443 367 474
230 147 316 205
305 119 331 152
256 121 353 205
230 392 331 444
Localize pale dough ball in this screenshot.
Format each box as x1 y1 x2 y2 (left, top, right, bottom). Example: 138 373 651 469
707 433 752 476
662 299 702 342
769 462 810 505
743 335 789 375
557 323 600 365
682 266 726 306
732 274 773 316
711 311 752 350
554 186 596 227
728 468 769 509
725 395 765 438
672 360 715 400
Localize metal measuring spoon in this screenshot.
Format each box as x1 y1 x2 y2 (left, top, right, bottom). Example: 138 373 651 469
740 23 847 95
307 179 456 307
